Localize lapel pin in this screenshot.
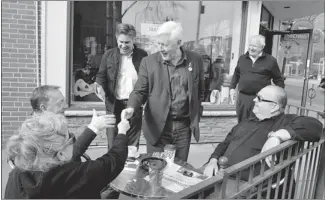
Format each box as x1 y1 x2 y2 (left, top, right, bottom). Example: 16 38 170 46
188 62 192 71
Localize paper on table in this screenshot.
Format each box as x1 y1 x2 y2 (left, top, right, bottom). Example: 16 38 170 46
143 162 206 193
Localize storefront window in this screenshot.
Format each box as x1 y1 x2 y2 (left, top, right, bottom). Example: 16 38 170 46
71 1 107 103
70 1 244 106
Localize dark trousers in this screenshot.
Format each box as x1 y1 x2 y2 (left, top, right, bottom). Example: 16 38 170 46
146 117 192 162
106 99 142 150
236 92 256 123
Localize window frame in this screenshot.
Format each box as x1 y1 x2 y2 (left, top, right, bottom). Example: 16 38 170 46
65 1 249 112
260 4 274 30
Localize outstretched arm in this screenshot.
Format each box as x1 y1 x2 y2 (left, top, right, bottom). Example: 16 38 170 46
270 58 285 88
72 110 116 161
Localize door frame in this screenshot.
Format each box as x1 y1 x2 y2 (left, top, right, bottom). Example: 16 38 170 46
265 29 314 111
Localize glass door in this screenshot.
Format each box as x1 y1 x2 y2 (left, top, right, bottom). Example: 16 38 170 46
276 30 324 116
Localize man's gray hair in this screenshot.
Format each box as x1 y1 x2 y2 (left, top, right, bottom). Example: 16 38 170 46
249 35 266 47
278 91 288 111
30 85 60 112
265 85 287 111
156 21 183 42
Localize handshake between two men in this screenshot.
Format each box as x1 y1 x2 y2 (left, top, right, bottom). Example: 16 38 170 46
89 109 130 135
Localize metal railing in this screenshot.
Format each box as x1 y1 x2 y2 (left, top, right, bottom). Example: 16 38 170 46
170 105 324 199
286 104 325 122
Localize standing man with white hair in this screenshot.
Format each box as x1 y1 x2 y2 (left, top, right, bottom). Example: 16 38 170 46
230 35 285 123
121 21 205 162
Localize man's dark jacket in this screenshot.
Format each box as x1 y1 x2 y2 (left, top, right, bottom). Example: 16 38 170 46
96 46 148 112
4 128 128 199
127 50 205 145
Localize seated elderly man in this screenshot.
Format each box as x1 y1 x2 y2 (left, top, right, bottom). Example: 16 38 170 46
202 85 322 198
5 112 130 199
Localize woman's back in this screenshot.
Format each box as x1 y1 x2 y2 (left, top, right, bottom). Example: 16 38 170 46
5 133 128 199
6 163 104 199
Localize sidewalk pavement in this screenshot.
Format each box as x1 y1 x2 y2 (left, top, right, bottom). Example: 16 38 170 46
1 143 216 198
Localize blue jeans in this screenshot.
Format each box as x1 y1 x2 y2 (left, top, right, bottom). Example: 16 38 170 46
146 117 191 162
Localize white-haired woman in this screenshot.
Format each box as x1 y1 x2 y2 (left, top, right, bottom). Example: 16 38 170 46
5 111 130 199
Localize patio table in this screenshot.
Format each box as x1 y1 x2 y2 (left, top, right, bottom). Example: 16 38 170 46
109 153 208 199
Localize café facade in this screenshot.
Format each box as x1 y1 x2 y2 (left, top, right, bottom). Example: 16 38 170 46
1 1 324 144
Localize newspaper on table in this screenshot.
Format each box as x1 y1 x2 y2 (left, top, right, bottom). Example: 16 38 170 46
146 152 208 193
161 162 207 193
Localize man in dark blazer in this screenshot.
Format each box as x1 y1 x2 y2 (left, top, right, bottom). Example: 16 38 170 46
121 21 205 162
96 23 148 150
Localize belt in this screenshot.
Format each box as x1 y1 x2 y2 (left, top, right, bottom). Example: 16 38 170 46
167 115 190 122
116 99 128 105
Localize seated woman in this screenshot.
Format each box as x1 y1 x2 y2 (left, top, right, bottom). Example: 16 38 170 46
5 112 130 199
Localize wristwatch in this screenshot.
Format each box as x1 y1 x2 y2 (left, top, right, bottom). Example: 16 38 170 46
268 132 282 142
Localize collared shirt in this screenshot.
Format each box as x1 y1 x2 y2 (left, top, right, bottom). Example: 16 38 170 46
249 52 263 64
115 54 138 100
163 49 189 119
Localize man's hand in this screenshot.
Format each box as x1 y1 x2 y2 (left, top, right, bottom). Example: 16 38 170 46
203 158 219 177
121 107 134 120
117 119 130 135
94 82 106 102
268 129 291 142
229 89 236 104
261 136 281 167
88 109 116 134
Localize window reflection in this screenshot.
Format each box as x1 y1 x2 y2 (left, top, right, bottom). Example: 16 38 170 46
71 1 243 105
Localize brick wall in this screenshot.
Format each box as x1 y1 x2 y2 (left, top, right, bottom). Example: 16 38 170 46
1 1 40 142
67 116 237 145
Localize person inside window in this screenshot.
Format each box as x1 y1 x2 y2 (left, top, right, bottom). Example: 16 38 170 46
74 66 101 101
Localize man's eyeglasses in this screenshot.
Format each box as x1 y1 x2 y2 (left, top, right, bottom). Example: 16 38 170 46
249 44 263 49
256 95 277 103
53 133 76 157
61 133 76 149
155 42 173 49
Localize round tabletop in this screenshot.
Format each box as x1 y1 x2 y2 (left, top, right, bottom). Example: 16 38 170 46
110 153 203 199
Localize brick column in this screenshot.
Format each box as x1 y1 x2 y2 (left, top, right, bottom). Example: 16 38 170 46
1 1 40 142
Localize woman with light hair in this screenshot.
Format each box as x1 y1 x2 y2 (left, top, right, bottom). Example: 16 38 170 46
5 111 130 199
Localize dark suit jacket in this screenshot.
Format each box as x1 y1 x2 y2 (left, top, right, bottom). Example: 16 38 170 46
127 50 205 145
96 46 148 112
